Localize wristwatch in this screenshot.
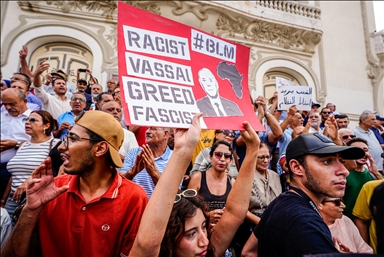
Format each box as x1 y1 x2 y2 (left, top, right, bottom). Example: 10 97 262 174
265 110 271 117
14 141 21 150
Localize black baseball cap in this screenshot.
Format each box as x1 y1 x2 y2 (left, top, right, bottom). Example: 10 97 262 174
77 78 87 84
286 133 365 163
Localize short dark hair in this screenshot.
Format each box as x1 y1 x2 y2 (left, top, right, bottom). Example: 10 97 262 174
335 114 348 119
13 72 31 88
52 78 66 86
95 92 110 103
209 140 233 157
32 110 58 135
346 137 368 147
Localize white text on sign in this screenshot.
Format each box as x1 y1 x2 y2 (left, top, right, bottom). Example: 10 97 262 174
123 25 190 60
191 29 236 62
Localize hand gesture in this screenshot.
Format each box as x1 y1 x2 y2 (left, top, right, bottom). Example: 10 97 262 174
12 181 27 202
0 140 17 152
131 151 145 176
19 45 28 59
287 104 297 117
366 153 378 174
209 207 225 224
239 121 260 151
333 237 351 253
173 113 203 151
324 115 338 140
141 144 157 175
256 96 266 116
59 122 72 132
25 157 69 212
35 60 50 76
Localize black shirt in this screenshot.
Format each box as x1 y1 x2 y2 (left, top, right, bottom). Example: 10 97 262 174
255 189 338 257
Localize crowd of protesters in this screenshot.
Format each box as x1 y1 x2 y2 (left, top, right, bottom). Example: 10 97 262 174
0 45 383 256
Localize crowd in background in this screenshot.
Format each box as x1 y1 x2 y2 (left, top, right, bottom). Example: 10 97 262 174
0 45 383 256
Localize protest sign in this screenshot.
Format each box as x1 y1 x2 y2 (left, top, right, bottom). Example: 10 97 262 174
276 77 313 111
118 2 264 131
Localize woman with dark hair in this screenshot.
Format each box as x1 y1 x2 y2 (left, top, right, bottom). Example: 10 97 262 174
1 110 60 220
128 113 260 257
190 129 238 178
188 140 236 228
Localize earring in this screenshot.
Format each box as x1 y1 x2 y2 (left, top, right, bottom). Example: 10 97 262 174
43 128 46 135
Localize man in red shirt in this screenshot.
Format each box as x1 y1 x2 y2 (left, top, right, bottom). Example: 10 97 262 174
2 111 148 257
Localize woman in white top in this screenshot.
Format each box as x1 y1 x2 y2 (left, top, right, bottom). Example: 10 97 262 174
1 110 59 220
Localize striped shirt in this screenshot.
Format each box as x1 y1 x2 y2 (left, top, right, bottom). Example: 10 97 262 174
121 146 172 198
7 138 59 193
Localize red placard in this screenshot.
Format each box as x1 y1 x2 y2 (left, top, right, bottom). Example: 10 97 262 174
118 2 264 131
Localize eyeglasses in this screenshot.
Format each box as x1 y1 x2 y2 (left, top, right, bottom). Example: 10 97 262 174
71 97 86 102
257 155 271 161
112 91 120 97
341 135 356 140
62 135 101 148
214 152 232 160
219 130 235 138
10 77 28 84
174 189 197 203
25 117 39 123
322 198 343 206
322 112 331 114
309 116 319 119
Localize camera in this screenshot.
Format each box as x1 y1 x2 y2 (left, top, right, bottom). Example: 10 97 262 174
78 68 87 73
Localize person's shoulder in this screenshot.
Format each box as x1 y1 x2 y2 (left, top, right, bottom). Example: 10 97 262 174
120 176 148 198
54 174 73 186
267 169 280 179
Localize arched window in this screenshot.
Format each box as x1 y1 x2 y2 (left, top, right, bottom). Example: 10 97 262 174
29 42 93 85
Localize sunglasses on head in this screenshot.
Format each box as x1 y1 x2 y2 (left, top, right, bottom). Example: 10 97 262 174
214 151 232 160
341 135 356 140
174 189 197 203
322 198 343 206
219 130 235 137
25 117 39 123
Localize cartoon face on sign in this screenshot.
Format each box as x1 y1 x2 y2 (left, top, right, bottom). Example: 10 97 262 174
198 68 219 98
196 65 243 117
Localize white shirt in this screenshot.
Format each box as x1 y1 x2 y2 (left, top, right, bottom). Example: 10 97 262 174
34 86 71 119
208 97 226 116
119 128 139 158
0 108 31 163
353 126 383 171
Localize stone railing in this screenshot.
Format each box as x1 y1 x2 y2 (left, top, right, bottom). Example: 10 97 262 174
255 1 321 20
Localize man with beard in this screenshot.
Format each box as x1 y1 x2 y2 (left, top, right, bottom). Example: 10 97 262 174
254 133 365 256
320 107 331 129
76 79 93 110
120 126 172 198
1 111 148 257
343 138 383 220
308 111 322 133
33 60 71 119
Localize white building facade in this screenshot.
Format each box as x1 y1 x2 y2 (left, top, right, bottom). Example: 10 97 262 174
1 1 383 123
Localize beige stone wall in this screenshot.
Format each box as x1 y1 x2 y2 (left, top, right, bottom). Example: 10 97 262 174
0 1 382 121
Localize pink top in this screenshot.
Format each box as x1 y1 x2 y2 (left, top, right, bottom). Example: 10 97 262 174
328 215 373 253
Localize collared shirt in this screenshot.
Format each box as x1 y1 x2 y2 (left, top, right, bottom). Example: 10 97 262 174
57 111 79 140
0 109 31 163
354 126 383 171
38 173 148 257
208 97 226 116
34 86 71 119
26 93 42 110
370 127 384 145
121 146 173 198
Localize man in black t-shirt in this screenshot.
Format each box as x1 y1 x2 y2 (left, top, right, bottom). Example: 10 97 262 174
253 133 365 257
